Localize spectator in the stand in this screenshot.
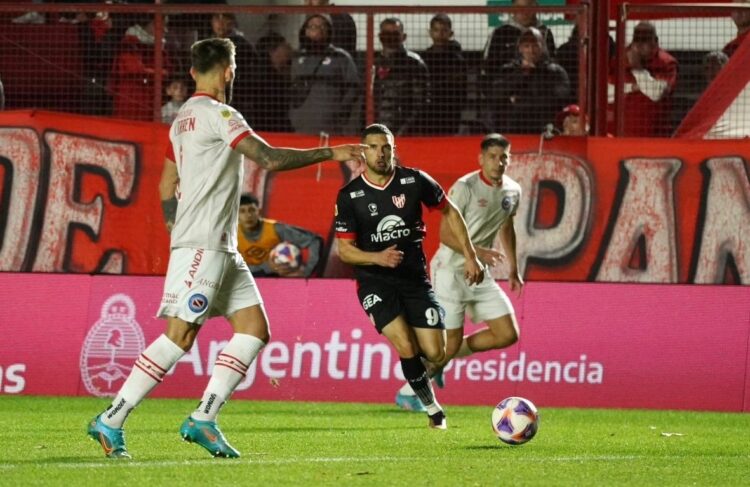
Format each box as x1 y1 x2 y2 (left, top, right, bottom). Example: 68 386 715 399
555 104 587 136
78 8 124 116
237 193 323 278
110 17 171 121
483 0 556 82
210 13 257 117
252 32 293 132
374 17 430 136
421 13 467 135
0 76 4 110
556 25 615 105
704 51 728 85
161 78 188 124
610 21 677 137
305 0 357 59
723 0 750 58
289 14 361 135
491 27 569 134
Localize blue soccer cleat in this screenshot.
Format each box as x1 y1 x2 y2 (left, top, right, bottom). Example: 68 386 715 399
87 414 131 459
180 416 240 458
395 392 427 412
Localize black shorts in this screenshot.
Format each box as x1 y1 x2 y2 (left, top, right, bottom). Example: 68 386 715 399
356 274 445 334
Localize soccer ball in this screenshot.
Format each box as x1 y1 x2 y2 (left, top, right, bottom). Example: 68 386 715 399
491 396 539 445
269 241 301 268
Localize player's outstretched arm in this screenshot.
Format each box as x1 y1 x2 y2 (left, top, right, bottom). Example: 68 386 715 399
159 157 179 233
499 215 524 293
440 198 484 284
235 134 365 171
336 239 403 268
438 215 504 267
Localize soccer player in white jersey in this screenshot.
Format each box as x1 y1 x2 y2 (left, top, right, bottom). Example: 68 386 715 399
87 37 364 459
394 133 523 411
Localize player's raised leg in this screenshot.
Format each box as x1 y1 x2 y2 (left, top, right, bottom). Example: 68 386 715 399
454 313 519 357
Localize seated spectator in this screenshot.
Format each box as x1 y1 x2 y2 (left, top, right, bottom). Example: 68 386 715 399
210 13 257 117
420 13 467 135
555 104 587 136
609 22 677 137
374 17 430 136
305 0 357 59
109 17 171 121
161 78 187 124
289 14 361 135
723 0 750 58
237 193 323 278
482 0 556 86
491 27 569 134
251 32 293 132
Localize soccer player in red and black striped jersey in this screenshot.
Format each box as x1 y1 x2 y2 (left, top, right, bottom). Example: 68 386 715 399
334 124 484 429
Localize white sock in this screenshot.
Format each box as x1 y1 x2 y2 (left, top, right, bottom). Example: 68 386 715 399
102 334 185 428
191 333 265 422
426 399 442 416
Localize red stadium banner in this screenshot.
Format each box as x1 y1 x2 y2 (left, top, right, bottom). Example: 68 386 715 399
0 111 748 284
1 273 748 411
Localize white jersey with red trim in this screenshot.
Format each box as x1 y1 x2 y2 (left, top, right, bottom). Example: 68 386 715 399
167 93 252 252
432 171 521 272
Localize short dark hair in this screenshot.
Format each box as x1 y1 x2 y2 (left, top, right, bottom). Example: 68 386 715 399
380 17 403 32
239 193 259 207
481 133 510 151
191 38 236 74
430 13 452 29
362 123 394 141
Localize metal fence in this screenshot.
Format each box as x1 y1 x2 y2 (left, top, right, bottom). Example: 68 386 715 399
0 3 747 138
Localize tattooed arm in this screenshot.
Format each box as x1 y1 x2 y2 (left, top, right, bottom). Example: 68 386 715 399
235 133 365 171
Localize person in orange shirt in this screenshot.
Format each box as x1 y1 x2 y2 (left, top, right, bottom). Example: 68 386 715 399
237 193 323 277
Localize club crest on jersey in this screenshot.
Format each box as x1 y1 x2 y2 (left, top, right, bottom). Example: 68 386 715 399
188 293 208 313
368 203 378 216
392 194 406 208
502 196 513 211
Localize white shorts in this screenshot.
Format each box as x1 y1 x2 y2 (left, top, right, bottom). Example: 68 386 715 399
157 247 262 325
431 265 514 330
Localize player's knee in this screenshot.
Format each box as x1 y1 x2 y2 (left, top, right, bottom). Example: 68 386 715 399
422 347 445 364
492 324 519 347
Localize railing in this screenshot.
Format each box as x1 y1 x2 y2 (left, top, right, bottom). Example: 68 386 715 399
1 3 747 138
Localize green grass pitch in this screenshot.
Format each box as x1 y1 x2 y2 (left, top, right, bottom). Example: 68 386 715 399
1 396 748 486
